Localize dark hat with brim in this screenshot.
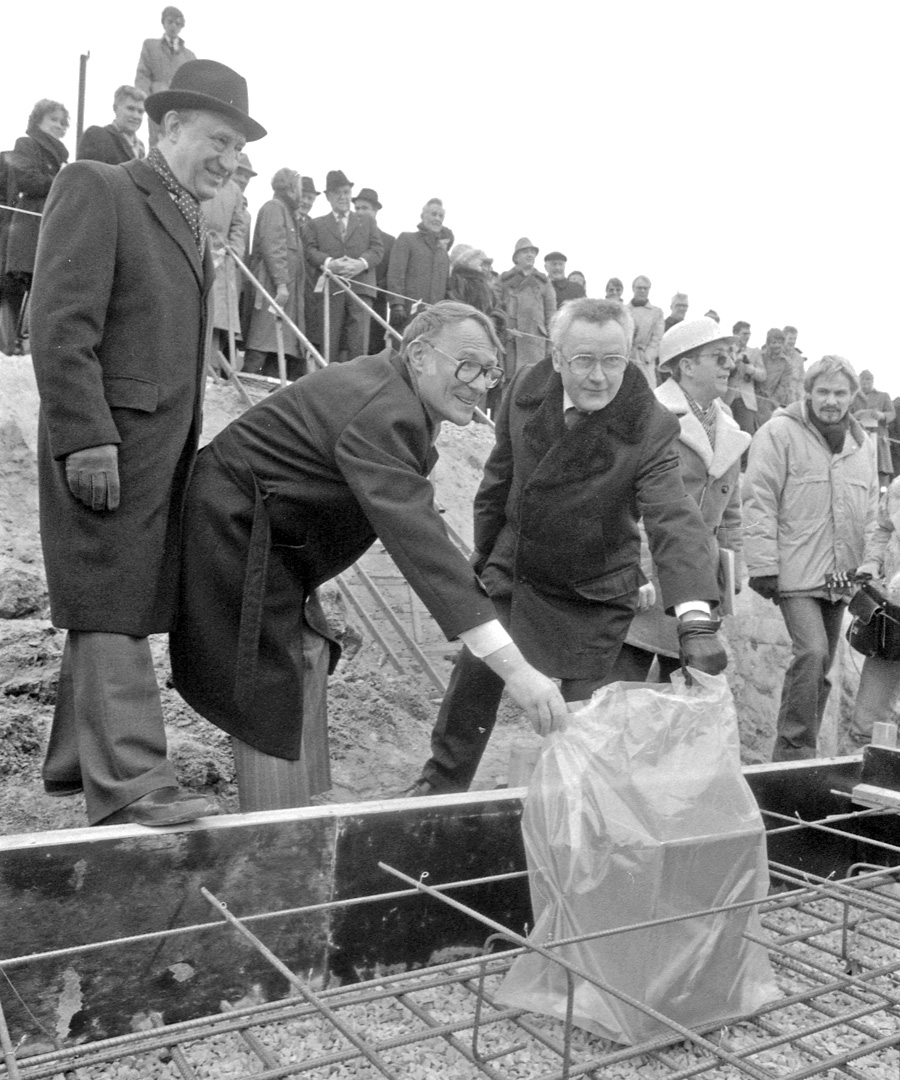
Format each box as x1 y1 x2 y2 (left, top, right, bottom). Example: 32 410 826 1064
145 59 267 142
353 186 382 210
544 251 567 262
301 176 320 196
326 169 353 192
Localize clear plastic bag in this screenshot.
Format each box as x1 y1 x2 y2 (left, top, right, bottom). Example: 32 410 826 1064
496 670 779 1045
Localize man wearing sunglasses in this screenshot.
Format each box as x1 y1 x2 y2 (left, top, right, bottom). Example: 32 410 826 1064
406 298 725 796
170 301 568 811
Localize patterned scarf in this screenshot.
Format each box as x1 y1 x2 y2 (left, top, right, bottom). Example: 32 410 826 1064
148 147 208 255
684 390 717 448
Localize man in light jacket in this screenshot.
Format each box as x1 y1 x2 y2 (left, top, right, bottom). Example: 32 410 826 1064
743 355 880 761
626 275 665 386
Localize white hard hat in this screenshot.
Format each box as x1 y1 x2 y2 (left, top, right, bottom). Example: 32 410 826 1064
658 317 736 371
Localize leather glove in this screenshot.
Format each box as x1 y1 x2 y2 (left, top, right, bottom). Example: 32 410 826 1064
677 617 727 676
389 305 407 331
749 575 780 602
65 444 120 511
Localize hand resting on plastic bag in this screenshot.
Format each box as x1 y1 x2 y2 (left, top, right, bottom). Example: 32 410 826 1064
677 616 727 676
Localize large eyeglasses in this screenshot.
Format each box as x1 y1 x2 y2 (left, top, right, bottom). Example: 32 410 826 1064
425 343 504 389
560 352 629 377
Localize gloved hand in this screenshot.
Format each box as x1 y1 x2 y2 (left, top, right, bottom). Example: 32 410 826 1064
389 305 407 331
749 575 780 602
65 444 120 511
677 617 727 676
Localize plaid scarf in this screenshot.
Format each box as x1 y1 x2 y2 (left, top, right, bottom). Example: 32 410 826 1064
683 390 717 448
148 147 208 255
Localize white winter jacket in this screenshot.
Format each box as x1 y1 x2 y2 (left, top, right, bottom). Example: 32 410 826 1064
742 401 879 593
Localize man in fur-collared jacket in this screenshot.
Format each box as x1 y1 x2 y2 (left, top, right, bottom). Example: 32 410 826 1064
405 299 724 796
610 318 751 683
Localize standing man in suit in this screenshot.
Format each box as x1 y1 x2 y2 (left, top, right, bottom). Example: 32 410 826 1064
77 86 147 164
30 60 266 827
135 7 198 146
303 170 383 362
352 186 394 354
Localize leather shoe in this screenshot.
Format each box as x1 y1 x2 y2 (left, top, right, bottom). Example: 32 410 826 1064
94 788 219 827
389 777 447 799
43 777 84 797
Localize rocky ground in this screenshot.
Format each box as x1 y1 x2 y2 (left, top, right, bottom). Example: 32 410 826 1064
0 358 862 839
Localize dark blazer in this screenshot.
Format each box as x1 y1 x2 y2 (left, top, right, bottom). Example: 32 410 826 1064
170 350 496 759
30 159 214 636
474 360 719 678
303 210 383 298
76 123 138 165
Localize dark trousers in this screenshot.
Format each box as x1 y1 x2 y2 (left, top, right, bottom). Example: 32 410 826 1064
773 596 845 761
43 631 178 823
421 597 624 791
603 641 681 684
320 287 371 362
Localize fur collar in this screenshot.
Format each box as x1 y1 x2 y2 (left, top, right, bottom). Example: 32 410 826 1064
655 377 750 478
516 361 658 486
500 266 549 285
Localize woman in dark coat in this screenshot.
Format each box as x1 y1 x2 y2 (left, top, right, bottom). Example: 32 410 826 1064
2 99 69 352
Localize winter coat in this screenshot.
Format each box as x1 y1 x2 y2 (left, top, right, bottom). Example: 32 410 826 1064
245 195 306 353
851 388 896 476
757 353 795 422
499 267 556 374
202 179 247 336
30 159 213 634
134 36 197 94
170 350 496 759
743 400 879 594
726 346 766 412
4 129 68 276
76 123 142 165
473 360 720 679
551 277 585 307
860 478 900 586
626 378 751 657
387 224 449 311
627 301 665 386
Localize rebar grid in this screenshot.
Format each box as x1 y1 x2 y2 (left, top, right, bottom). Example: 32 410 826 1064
4 811 900 1079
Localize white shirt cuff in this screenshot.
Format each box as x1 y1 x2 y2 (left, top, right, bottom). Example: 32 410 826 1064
458 620 513 657
674 601 712 618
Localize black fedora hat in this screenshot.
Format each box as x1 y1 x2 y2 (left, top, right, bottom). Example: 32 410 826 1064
301 176 320 196
325 169 353 192
145 59 267 142
352 187 382 210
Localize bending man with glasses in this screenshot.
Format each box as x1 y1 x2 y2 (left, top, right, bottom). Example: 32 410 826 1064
406 298 725 796
170 301 568 811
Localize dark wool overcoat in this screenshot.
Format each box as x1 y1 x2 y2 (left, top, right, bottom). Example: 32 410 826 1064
169 350 496 759
30 159 213 635
76 123 138 165
4 130 68 276
474 360 720 679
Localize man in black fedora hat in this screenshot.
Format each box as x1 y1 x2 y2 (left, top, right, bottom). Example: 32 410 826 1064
352 186 394 354
30 60 266 827
303 170 383 361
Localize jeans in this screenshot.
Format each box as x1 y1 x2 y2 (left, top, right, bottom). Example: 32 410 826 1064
773 596 846 761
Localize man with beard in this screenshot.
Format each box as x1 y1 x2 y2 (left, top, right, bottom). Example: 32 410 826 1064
743 356 879 761
77 86 147 164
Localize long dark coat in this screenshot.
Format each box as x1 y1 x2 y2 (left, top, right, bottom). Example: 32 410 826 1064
245 196 306 353
76 123 138 165
474 360 720 679
30 159 213 635
169 350 497 760
4 129 68 276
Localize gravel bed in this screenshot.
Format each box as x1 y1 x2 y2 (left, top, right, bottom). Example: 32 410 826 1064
29 882 900 1080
